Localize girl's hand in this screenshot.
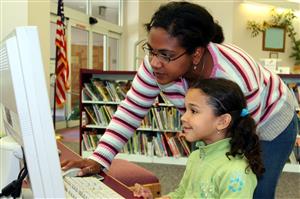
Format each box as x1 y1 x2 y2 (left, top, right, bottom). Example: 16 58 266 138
133 183 153 199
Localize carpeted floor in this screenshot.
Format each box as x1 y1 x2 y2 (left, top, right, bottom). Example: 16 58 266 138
57 127 300 198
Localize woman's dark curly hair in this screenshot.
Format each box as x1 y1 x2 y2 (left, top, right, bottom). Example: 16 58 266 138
145 1 224 54
190 78 265 177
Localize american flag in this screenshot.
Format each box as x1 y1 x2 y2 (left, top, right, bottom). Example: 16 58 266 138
55 0 69 106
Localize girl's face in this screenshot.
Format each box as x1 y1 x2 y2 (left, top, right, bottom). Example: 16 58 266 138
147 27 193 85
181 88 226 144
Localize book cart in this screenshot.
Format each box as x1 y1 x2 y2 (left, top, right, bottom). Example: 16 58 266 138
79 69 300 171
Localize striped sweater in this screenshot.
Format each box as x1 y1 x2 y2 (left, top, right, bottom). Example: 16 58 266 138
90 42 295 168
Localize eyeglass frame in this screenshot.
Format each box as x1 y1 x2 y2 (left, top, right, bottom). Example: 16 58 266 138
142 43 187 63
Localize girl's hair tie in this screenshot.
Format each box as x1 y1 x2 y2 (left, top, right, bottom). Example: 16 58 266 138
240 108 249 117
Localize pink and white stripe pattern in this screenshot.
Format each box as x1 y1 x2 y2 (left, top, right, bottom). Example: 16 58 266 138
210 43 288 126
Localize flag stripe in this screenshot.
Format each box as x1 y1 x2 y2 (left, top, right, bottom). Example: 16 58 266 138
55 0 69 106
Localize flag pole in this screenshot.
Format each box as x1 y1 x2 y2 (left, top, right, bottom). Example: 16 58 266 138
53 0 69 135
54 0 62 138
53 1 60 130
53 0 61 129
53 47 58 129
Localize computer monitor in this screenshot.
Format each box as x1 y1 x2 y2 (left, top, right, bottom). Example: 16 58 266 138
0 26 65 198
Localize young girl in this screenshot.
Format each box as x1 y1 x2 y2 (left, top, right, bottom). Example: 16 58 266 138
134 78 265 199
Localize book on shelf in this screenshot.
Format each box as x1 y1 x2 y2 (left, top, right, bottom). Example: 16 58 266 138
82 131 102 151
91 78 112 102
84 106 98 125
178 136 191 156
116 81 132 100
163 132 181 158
92 104 102 125
117 131 192 158
287 83 300 108
151 108 164 130
149 107 181 131
83 83 102 101
81 111 88 126
152 137 164 157
80 69 189 162
97 106 110 125
105 81 121 102
158 133 170 156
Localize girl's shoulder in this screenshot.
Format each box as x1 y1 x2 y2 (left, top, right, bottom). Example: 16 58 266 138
216 155 252 176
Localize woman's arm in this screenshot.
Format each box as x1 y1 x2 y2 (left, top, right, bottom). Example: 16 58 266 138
90 58 161 169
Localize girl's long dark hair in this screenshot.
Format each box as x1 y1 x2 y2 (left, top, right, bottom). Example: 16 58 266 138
145 1 224 54
191 78 265 177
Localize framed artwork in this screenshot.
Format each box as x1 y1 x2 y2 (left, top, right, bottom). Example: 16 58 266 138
262 27 286 52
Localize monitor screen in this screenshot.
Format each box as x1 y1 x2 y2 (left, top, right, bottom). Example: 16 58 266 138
0 26 65 198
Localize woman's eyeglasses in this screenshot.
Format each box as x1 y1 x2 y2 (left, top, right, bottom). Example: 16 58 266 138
142 43 186 63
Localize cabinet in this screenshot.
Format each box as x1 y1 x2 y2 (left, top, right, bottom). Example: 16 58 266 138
279 74 300 173
79 69 189 165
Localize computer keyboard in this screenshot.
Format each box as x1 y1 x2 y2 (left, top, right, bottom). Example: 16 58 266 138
64 176 125 199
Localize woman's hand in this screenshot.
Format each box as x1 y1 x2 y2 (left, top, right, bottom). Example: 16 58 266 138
61 158 102 176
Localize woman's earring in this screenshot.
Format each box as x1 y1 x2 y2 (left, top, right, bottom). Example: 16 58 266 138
193 65 197 70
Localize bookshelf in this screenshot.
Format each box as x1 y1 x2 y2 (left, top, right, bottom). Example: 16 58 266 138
79 69 300 172
279 74 300 173
79 69 188 165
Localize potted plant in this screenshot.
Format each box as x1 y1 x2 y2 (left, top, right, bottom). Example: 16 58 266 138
247 9 300 66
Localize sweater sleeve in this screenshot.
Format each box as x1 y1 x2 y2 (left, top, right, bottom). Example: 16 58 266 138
215 44 261 121
89 57 161 168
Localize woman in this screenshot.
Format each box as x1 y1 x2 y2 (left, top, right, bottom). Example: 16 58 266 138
62 2 298 198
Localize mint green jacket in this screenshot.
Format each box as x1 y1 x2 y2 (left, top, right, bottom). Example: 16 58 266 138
168 138 257 199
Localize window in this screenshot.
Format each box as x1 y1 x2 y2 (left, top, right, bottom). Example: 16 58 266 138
71 27 89 109
59 0 87 14
108 37 120 70
92 32 104 69
50 0 123 127
91 0 121 25
51 0 122 25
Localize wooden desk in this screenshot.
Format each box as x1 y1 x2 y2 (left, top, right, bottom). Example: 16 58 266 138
57 141 137 198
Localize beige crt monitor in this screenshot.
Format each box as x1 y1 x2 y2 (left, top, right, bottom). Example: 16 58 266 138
0 26 65 198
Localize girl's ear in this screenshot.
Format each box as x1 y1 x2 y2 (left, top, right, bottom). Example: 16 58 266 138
192 47 205 66
216 113 232 131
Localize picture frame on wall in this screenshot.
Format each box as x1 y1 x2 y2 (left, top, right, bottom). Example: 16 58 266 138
262 26 286 52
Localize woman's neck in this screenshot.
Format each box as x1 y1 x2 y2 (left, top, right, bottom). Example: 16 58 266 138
186 50 214 86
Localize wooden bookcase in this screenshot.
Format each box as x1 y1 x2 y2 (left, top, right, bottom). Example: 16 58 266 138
79 69 300 172
79 69 188 165
79 68 135 157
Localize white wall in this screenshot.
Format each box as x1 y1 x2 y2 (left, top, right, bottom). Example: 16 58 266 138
123 0 163 70
1 1 28 40
28 0 50 83
124 1 300 69
192 0 235 43
1 0 50 135
1 1 28 137
233 2 300 67
1 0 50 85
122 1 139 71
